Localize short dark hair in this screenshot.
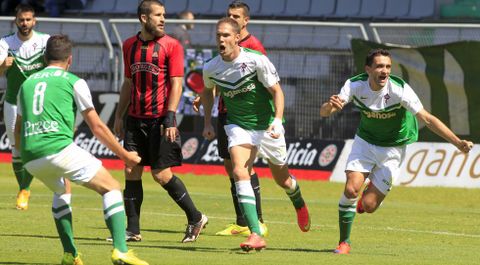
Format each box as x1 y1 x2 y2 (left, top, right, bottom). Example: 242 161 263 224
137 0 164 22
217 17 240 34
228 1 250 17
45 35 73 63
365 49 391 66
14 3 35 17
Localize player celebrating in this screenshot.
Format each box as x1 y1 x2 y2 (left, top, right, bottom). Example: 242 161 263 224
320 48 474 254
202 18 310 251
193 0 268 237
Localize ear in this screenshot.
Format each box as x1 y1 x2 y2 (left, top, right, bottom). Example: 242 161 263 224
244 16 249 26
32 17 36 26
364 65 370 73
140 14 148 24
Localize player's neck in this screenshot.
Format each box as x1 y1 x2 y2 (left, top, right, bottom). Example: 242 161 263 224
240 29 249 41
17 31 33 42
139 30 161 41
368 78 383 91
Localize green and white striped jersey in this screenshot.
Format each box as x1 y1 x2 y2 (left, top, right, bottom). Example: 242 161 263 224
17 66 94 163
0 31 49 104
203 48 280 130
339 73 423 147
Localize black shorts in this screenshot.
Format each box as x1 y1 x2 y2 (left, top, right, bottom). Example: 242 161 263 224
124 116 182 170
217 112 230 159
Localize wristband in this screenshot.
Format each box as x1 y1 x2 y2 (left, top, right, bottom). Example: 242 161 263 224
164 111 176 128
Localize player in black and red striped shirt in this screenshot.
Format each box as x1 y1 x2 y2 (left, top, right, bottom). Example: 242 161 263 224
114 0 207 244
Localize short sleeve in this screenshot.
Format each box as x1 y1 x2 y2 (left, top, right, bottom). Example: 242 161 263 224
168 40 184 77
256 55 280 88
401 83 423 114
338 79 353 104
0 39 9 62
202 63 214 89
73 79 95 112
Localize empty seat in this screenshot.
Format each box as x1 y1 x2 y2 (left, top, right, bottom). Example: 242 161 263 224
164 0 188 15
407 0 435 19
281 0 310 17
187 0 213 15
338 28 360 49
83 0 115 13
210 0 261 16
311 27 339 49
278 53 305 78
287 26 314 48
113 0 138 14
381 0 411 19
354 0 386 18
258 0 286 16
246 24 265 44
242 0 262 15
35 22 61 35
189 24 216 46
306 0 336 18
261 25 289 48
333 0 361 18
304 54 330 78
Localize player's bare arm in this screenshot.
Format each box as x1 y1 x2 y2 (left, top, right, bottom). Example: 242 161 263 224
193 86 219 113
114 77 132 139
266 82 285 139
201 85 215 140
0 56 14 75
320 95 344 117
164 76 182 142
416 109 473 153
83 107 141 169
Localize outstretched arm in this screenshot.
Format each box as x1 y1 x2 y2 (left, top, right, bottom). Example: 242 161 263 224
416 109 473 153
320 95 345 117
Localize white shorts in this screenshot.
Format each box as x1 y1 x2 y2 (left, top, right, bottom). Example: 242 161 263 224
346 135 406 195
225 124 287 165
3 101 17 147
24 143 102 194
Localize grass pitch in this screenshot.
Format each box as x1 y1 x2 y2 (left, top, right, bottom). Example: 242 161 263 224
0 163 478 265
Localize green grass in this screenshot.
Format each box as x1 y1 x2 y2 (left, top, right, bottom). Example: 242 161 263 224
0 163 479 265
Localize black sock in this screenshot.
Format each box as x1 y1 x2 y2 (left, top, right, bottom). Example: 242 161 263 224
163 175 202 224
229 177 247 226
250 173 263 223
123 180 143 235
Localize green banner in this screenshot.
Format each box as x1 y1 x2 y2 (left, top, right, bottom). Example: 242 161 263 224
351 39 480 143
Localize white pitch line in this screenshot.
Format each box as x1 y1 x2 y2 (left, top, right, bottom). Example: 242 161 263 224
1 202 478 239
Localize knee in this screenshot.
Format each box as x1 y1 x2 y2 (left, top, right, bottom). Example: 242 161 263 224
153 171 172 186
362 197 380 213
232 167 249 181
344 185 360 199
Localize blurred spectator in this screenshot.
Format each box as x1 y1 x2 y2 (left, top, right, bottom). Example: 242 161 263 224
171 10 194 48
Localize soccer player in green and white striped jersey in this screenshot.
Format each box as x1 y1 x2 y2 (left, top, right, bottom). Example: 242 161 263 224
14 35 148 265
201 18 311 252
320 48 473 255
0 3 69 210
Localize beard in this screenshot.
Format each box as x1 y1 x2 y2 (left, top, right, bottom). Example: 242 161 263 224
17 25 33 37
145 20 164 38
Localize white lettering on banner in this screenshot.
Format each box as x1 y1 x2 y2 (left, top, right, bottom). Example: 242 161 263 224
75 132 116 157
75 93 119 128
0 132 10 150
201 140 223 163
329 140 480 188
286 142 317 166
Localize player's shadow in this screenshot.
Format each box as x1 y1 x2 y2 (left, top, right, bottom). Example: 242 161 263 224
231 247 331 254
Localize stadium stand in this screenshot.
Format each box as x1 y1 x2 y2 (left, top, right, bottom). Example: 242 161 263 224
380 0 411 19
305 0 336 18
258 0 286 17
112 0 139 14
281 0 310 17
164 0 189 15
187 0 213 15
332 0 361 18
407 0 436 19
353 0 386 19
